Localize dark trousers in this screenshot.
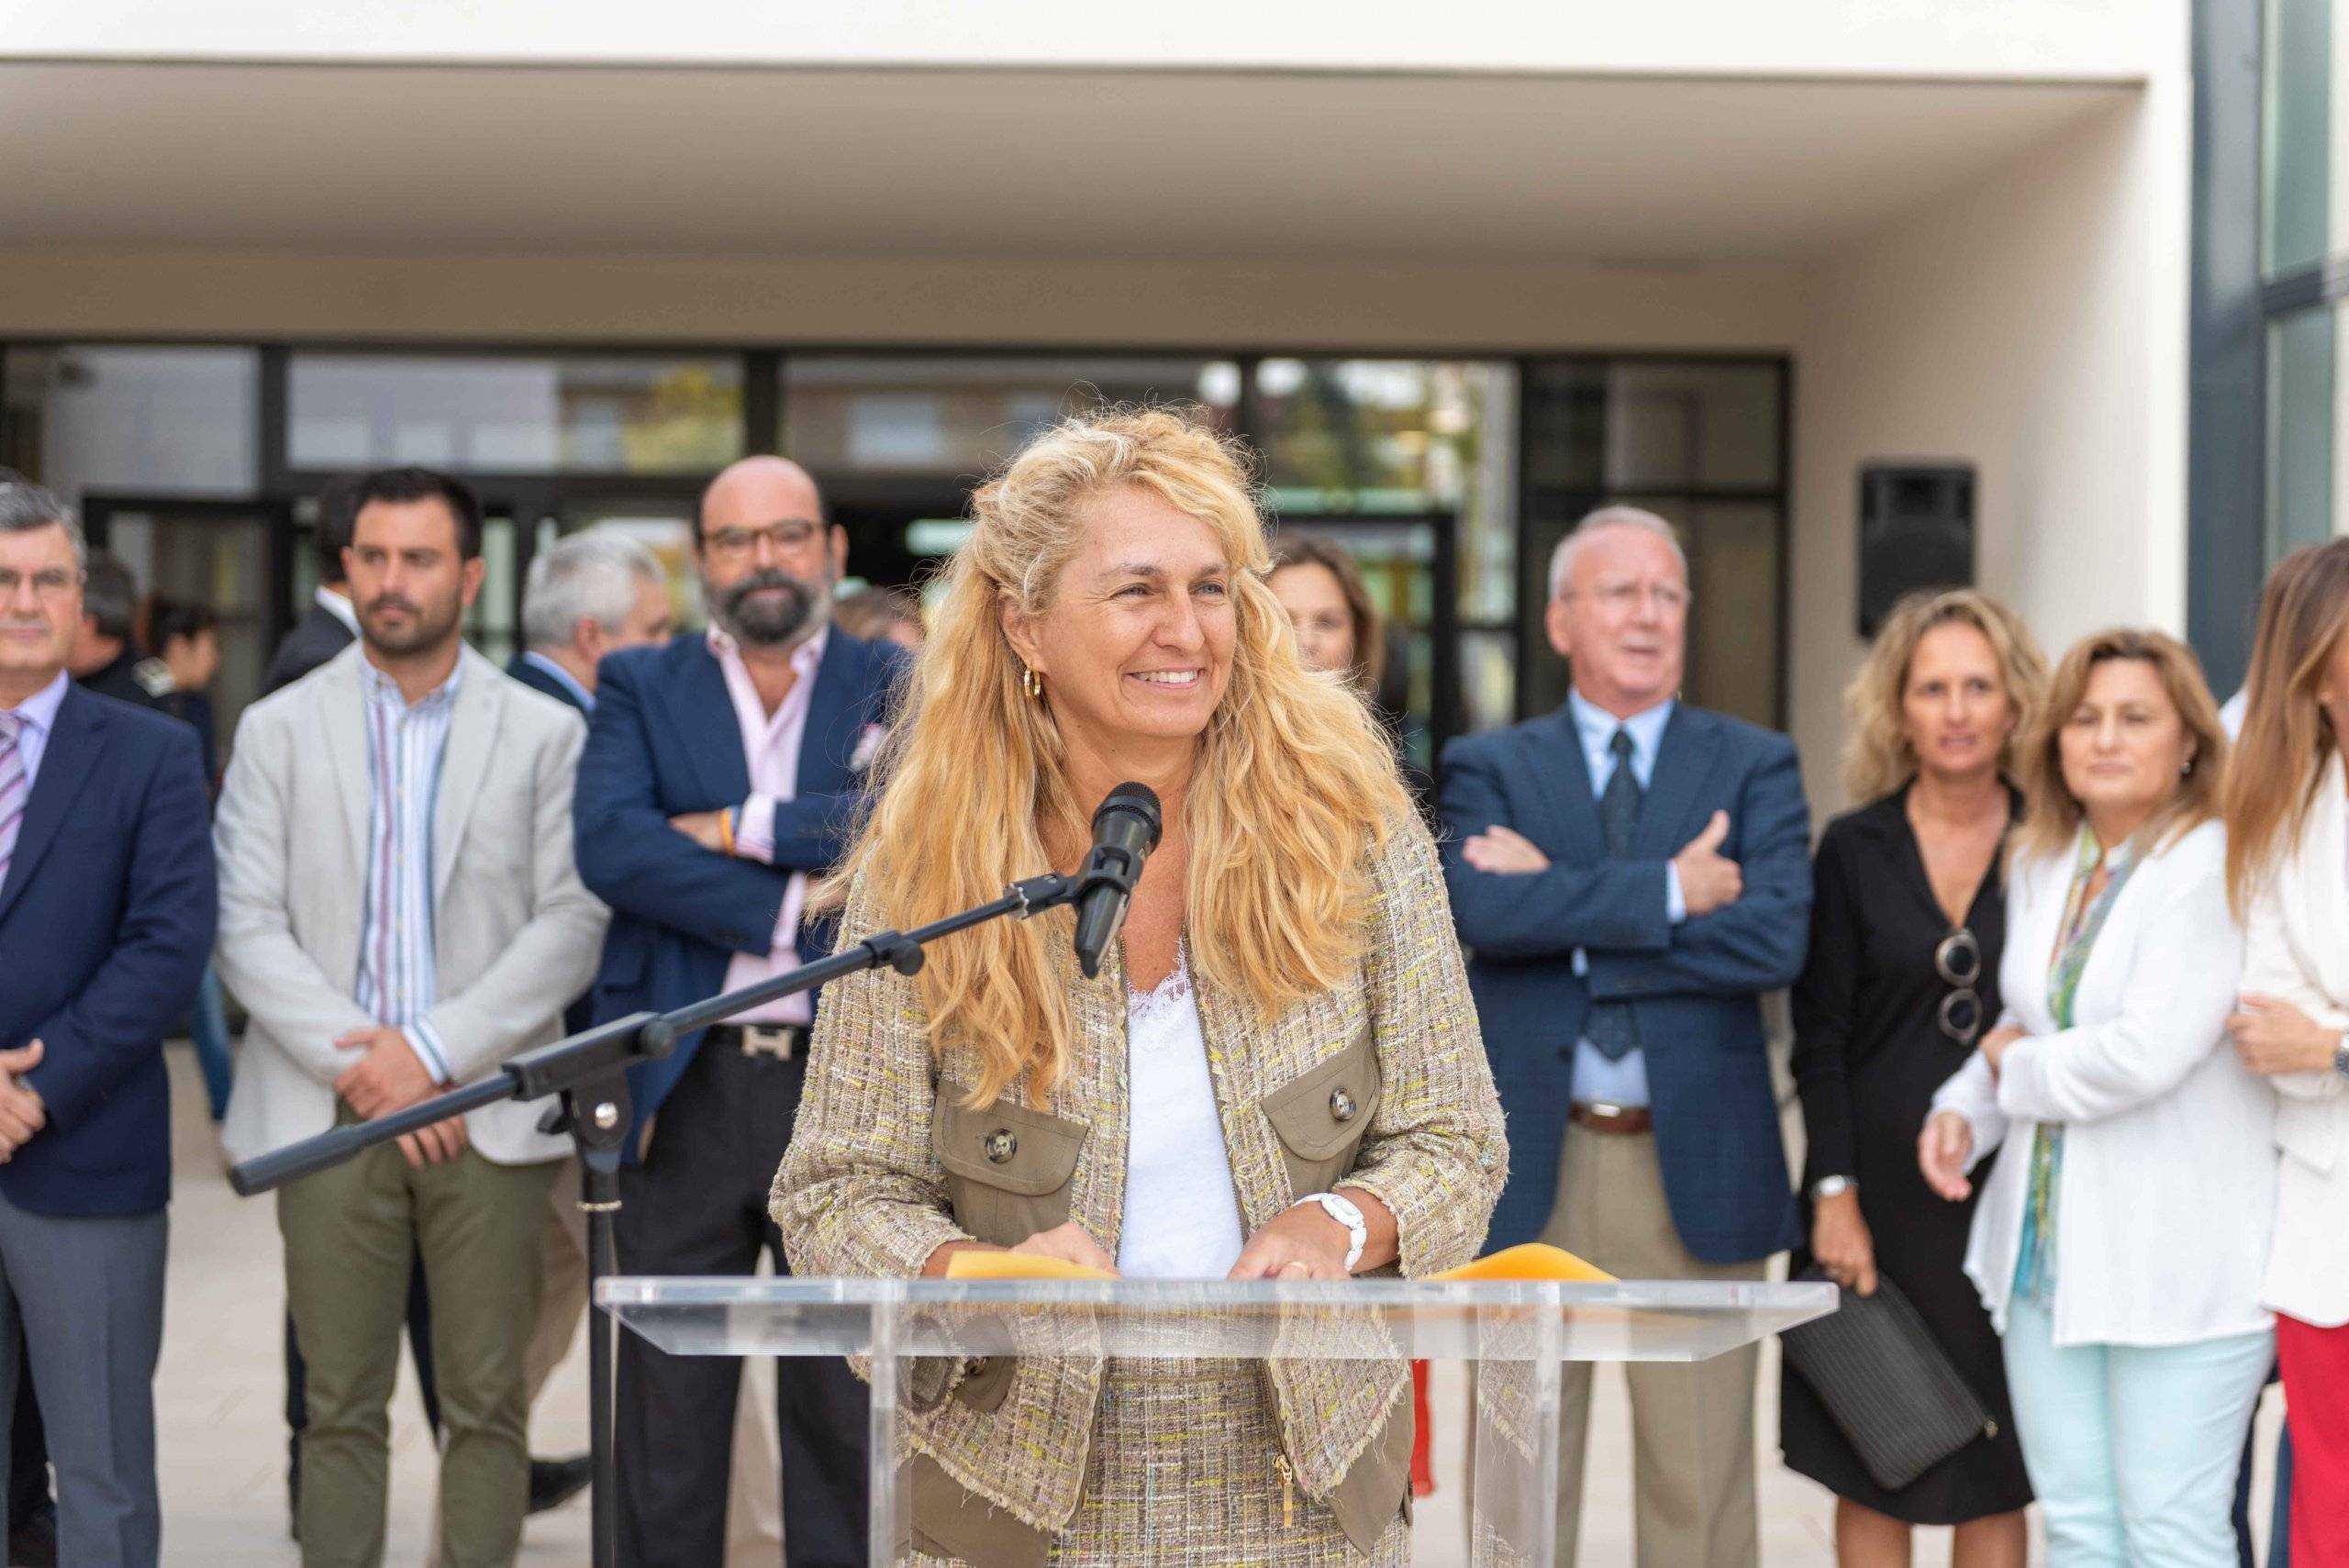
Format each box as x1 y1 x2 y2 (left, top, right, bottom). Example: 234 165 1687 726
615 1041 868 1568
284 1247 441 1498
7 1331 48 1527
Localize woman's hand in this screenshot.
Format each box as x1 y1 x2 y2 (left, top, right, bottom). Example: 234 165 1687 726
1809 1188 1877 1296
1918 1111 1976 1202
1228 1202 1356 1281
2230 995 2343 1077
1011 1222 1120 1275
1978 1023 2026 1079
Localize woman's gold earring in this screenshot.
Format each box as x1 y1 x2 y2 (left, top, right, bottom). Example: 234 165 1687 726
1022 666 1043 700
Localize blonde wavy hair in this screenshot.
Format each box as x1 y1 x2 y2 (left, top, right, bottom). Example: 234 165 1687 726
1841 589 2049 802
840 407 1415 1106
2012 627 2228 866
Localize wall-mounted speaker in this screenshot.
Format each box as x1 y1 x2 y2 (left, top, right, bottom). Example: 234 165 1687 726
1858 463 1975 639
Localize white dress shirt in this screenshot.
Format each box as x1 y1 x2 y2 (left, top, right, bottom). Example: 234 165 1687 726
1565 688 1687 1106
317 584 361 637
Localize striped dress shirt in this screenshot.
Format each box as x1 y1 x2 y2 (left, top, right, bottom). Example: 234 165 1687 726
353 659 460 1083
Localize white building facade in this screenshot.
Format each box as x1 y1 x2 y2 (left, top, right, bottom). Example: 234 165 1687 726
1 0 2291 806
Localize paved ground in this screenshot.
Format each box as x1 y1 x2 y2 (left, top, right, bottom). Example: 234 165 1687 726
150 1042 2278 1565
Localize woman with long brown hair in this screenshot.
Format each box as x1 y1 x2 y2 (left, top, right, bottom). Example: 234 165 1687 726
2221 539 2349 1565
1920 629 2273 1567
774 409 1506 1565
1783 590 2043 1565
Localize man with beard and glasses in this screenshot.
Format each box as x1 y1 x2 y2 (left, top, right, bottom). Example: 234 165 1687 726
216 466 607 1568
574 456 902 1568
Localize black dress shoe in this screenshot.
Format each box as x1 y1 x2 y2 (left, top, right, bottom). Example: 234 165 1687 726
8 1504 58 1568
528 1453 594 1515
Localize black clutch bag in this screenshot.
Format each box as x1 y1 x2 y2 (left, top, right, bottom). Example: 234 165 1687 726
1780 1264 1998 1492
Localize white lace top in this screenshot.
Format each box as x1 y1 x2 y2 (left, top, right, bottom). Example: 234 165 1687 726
1116 951 1248 1279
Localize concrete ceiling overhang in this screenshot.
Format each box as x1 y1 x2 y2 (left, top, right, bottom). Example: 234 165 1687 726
0 61 2132 262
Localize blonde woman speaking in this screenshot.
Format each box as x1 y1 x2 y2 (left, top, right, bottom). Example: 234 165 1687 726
774 409 1507 1567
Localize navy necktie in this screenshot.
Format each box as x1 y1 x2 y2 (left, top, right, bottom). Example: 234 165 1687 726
1586 728 1642 1061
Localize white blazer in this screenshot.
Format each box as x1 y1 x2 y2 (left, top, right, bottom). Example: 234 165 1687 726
2239 755 2349 1327
1932 818 2275 1347
215 644 610 1166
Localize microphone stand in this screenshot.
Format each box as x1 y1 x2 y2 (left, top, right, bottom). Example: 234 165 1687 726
228 869 1087 1568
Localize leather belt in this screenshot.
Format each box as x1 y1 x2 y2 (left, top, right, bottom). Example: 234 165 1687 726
1569 1101 1653 1136
707 1023 809 1062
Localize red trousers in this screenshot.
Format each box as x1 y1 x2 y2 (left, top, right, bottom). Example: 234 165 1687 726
1409 1361 1435 1497
2280 1313 2349 1568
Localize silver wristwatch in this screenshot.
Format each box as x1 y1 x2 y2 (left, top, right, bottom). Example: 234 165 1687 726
2333 1034 2349 1080
1297 1191 1367 1273
1809 1175 1857 1202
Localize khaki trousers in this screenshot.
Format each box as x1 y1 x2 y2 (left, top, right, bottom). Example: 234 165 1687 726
524 1159 588 1407
1542 1122 1766 1568
278 1106 558 1568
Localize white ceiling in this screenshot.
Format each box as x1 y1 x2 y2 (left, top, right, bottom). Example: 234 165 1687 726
0 62 2129 262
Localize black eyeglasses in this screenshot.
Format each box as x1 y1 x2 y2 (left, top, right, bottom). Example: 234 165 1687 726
1935 928 1984 1046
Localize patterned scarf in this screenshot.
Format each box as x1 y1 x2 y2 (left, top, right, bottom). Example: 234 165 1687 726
2012 827 2140 1305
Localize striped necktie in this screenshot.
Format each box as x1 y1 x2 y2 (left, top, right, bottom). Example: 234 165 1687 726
0 709 23 895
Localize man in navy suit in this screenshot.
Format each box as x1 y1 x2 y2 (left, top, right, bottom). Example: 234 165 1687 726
575 457 900 1568
1441 506 1809 1568
0 479 215 1568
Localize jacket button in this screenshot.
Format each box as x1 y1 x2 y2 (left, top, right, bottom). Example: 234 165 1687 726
1330 1087 1358 1123
985 1130 1018 1163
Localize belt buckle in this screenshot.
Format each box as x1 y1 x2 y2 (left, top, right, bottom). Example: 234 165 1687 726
1584 1101 1628 1121
740 1025 798 1061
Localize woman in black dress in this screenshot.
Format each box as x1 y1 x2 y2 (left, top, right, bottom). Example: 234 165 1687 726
1784 589 2046 1566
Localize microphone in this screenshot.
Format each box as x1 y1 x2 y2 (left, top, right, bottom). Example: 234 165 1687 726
1071 783 1163 979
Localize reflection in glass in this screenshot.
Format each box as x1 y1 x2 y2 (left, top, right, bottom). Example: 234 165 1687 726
782 358 1238 474
3 346 261 504
98 509 272 762
2268 306 2338 562
2263 0 2332 276
288 355 744 475
1253 360 1516 626
463 516 520 665
1522 361 1782 495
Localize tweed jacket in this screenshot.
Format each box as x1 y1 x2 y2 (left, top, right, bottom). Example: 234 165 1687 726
774 812 1507 1562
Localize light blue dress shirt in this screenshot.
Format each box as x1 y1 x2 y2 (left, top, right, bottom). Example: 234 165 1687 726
521 650 596 712
1566 688 1686 1107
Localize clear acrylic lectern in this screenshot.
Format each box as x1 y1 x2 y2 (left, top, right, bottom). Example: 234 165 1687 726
602 1275 1835 1565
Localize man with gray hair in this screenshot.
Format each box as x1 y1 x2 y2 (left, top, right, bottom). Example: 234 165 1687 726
507 529 673 715
1441 504 1811 1568
488 527 672 1519
0 477 215 1567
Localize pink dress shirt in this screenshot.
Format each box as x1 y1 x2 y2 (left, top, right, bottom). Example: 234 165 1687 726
710 626 828 1025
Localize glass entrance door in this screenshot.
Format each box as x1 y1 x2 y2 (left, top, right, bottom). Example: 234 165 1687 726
82 495 290 766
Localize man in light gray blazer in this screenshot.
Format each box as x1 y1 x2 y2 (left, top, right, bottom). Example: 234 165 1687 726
216 468 607 1568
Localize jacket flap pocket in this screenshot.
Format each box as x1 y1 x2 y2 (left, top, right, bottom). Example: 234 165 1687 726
933 1091 1087 1197
1263 1024 1384 1163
